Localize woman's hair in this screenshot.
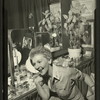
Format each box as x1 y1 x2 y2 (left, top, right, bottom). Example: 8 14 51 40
29 46 52 60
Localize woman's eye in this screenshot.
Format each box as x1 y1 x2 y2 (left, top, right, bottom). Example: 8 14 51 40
37 61 41 63
30 59 36 66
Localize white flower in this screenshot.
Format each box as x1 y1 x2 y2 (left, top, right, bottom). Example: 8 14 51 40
52 33 57 37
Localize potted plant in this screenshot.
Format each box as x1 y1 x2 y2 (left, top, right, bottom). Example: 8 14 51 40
63 0 88 58
38 10 62 48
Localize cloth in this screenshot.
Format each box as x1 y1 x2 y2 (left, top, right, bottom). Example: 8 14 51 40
86 73 95 100
48 64 85 100
49 96 62 100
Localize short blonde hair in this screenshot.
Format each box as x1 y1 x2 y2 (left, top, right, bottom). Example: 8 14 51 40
29 46 52 60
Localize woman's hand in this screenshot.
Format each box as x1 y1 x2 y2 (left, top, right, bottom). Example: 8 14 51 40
34 75 44 86
33 74 50 100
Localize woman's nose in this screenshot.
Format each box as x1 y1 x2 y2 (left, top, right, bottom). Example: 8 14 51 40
35 65 39 70
35 64 41 70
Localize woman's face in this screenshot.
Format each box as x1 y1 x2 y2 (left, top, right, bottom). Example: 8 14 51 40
31 54 49 76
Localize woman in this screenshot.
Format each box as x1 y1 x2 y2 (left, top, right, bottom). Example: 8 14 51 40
26 46 94 100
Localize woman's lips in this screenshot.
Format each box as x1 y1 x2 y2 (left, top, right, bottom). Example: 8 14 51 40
38 67 44 72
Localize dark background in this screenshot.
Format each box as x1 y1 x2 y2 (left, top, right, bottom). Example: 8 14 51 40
0 0 3 99
95 0 100 99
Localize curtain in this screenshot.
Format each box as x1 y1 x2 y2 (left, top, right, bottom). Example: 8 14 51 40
61 0 71 49
29 0 50 31
7 0 49 31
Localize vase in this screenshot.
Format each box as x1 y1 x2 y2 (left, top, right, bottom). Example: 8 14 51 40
68 48 81 59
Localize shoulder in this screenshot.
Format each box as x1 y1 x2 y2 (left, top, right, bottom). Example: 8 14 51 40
52 64 75 79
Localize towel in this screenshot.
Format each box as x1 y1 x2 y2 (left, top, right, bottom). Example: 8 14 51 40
25 57 39 73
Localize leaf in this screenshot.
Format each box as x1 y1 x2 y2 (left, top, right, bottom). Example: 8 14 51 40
39 27 43 32
68 23 73 31
48 24 52 29
78 24 85 34
68 10 72 16
42 19 46 25
81 17 87 23
45 25 49 31
53 25 57 29
64 23 67 29
67 16 73 23
38 20 42 26
63 14 68 20
50 16 55 21
55 17 60 22
72 15 76 23
45 10 49 14
71 8 80 14
42 12 46 16
46 18 51 24
45 13 51 18
70 23 74 29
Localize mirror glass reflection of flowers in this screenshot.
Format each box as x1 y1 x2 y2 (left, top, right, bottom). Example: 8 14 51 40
38 10 62 47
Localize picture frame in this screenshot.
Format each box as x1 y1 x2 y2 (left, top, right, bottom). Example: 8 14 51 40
79 0 96 20
82 20 94 48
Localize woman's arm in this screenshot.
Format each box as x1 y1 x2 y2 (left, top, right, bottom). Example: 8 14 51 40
70 68 95 93
34 76 50 100
83 73 95 94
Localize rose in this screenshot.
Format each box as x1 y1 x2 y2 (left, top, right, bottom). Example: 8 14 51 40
52 33 57 37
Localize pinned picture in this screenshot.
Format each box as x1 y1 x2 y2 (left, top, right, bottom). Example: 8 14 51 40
22 36 32 49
